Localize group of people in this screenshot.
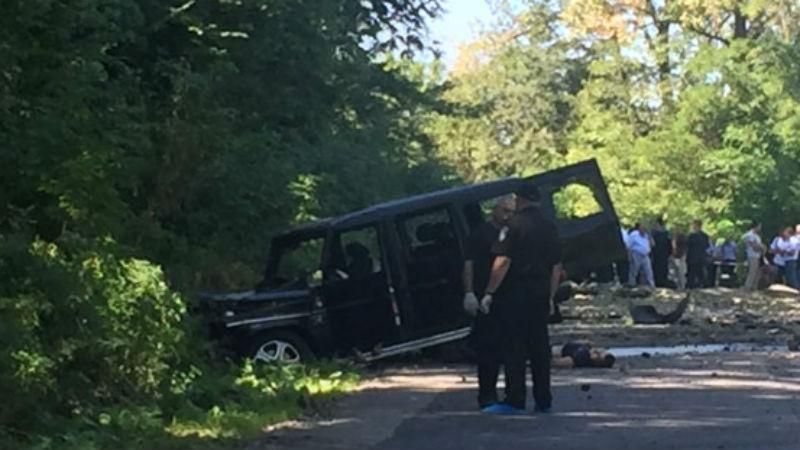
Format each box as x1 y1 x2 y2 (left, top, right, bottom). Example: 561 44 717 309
620 218 800 291
622 219 725 290
747 223 800 290
461 184 613 416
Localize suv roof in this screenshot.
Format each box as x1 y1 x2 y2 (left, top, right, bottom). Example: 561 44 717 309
277 178 524 239
278 159 607 236
332 177 524 229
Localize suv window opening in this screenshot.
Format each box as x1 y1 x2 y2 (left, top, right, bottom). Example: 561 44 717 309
326 225 384 283
551 179 606 222
259 232 326 290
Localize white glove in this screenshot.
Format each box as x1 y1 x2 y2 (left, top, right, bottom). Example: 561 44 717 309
463 292 479 316
480 294 493 314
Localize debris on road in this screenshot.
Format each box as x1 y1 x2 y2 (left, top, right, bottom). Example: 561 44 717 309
765 284 800 298
629 294 690 324
552 283 800 347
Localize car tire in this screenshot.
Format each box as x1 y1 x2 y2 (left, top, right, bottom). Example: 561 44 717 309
247 330 316 364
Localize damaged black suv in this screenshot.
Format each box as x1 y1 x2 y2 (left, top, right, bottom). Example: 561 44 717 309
197 159 626 363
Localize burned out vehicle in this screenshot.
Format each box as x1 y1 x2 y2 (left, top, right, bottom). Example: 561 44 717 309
198 160 626 363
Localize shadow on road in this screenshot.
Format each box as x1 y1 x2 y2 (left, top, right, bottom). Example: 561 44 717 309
251 353 800 450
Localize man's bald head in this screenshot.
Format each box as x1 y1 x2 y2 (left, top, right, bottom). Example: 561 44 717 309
492 195 515 226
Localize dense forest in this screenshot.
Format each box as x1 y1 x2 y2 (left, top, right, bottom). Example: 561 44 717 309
2 0 800 448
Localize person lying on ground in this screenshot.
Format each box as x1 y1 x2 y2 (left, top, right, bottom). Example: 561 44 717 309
551 342 616 369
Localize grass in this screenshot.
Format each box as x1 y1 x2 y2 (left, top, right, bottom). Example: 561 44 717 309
2 361 360 450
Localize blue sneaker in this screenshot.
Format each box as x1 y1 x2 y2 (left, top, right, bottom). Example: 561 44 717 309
482 403 526 415
534 405 552 414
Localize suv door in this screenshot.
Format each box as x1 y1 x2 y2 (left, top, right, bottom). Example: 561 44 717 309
322 224 397 355
526 159 626 279
393 206 466 336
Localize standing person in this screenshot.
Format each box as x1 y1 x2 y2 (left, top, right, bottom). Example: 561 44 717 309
651 217 672 287
707 237 721 287
462 196 515 409
686 220 711 288
627 223 655 288
771 227 798 288
794 224 800 284
670 230 688 290
615 224 631 285
743 222 765 290
480 183 562 414
717 237 739 287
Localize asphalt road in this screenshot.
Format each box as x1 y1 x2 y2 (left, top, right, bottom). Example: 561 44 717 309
252 352 800 450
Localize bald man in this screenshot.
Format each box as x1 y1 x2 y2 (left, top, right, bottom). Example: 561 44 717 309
463 196 515 409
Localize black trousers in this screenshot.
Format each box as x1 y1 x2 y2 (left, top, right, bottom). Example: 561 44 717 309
687 261 706 288
501 284 551 410
707 263 718 287
471 312 504 407
719 263 737 287
615 259 629 284
652 254 670 287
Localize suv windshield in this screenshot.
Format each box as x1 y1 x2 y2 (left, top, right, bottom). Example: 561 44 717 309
259 233 326 290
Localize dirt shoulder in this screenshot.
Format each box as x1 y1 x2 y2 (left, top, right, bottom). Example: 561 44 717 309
552 285 800 347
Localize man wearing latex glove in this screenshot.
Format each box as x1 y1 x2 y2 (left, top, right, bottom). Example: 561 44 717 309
481 183 562 416
463 292 480 316
479 293 493 314
462 196 514 409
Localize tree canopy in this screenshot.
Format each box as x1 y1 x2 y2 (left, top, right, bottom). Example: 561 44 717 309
431 0 800 235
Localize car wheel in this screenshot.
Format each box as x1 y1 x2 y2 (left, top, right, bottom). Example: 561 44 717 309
248 331 315 364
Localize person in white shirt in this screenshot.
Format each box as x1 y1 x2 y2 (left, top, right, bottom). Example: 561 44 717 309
772 226 798 288
627 222 655 288
742 221 764 290
616 224 631 284
794 224 800 285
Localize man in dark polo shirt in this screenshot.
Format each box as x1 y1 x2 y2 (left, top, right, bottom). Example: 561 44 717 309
480 183 563 414
463 196 515 409
687 219 711 288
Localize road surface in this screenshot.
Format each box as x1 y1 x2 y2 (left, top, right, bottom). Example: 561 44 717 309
250 352 800 450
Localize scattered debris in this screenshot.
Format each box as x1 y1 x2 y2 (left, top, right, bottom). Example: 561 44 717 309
629 294 691 324
615 286 653 298
766 284 800 298
607 311 623 319
580 383 591 392
552 283 800 347
574 282 600 295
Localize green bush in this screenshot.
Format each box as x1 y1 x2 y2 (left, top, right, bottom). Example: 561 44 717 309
0 234 358 450
0 233 185 433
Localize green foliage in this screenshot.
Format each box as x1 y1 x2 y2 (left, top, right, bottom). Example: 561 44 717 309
428 2 800 240
0 234 184 429
427 5 585 182
2 0 438 448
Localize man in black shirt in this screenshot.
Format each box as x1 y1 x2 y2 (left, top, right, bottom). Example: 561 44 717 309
687 219 711 288
462 196 515 409
481 183 562 414
651 217 672 287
